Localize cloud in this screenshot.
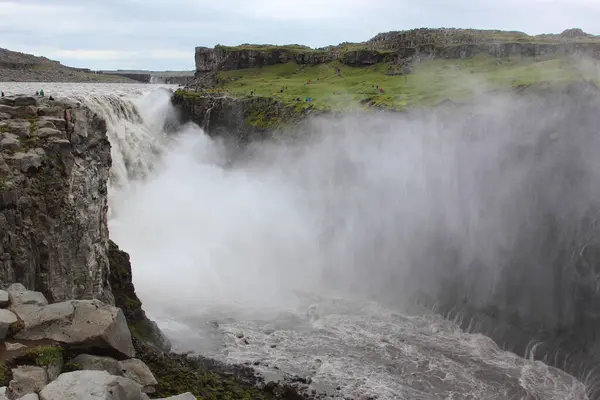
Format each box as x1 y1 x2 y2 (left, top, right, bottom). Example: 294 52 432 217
0 0 599 70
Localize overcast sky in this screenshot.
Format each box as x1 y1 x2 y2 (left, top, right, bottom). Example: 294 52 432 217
0 0 598 71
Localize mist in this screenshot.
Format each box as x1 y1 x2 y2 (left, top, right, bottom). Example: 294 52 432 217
107 83 600 349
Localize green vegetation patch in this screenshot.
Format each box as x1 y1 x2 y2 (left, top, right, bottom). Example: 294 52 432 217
20 345 63 367
214 54 588 111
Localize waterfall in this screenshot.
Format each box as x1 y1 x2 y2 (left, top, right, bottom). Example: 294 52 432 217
203 106 213 132
67 88 178 216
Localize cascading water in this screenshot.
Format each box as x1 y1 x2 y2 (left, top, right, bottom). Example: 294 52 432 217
0 82 592 399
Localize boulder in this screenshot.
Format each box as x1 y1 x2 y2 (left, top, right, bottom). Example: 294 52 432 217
9 366 47 397
69 354 121 376
0 387 7 400
0 134 20 151
38 370 143 400
0 290 9 307
14 300 135 358
0 309 18 339
118 359 157 393
155 394 197 400
8 288 48 307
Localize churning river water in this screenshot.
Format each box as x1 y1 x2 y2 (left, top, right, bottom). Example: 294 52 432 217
0 82 590 399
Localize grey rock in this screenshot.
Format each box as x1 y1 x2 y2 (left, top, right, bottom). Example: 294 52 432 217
8 289 47 307
0 290 8 307
38 117 65 131
155 393 197 400
0 309 18 339
1 121 29 138
0 134 20 151
7 284 26 292
13 97 36 107
0 99 112 304
38 370 143 400
0 387 7 400
118 359 157 393
9 366 47 397
18 394 39 400
69 354 121 376
15 300 134 358
35 128 61 139
5 342 27 351
10 150 43 173
0 113 11 120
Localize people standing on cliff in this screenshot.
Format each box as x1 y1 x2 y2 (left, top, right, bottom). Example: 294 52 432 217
35 91 39 96
40 89 44 97
1 91 4 97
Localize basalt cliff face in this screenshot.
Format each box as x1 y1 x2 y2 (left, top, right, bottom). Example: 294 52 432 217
0 95 308 399
0 96 113 304
195 28 600 73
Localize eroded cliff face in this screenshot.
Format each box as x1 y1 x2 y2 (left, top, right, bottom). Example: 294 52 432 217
195 45 332 72
0 96 113 303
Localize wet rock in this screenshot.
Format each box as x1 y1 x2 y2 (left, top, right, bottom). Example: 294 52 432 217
0 134 20 151
69 354 121 376
118 358 157 393
0 309 18 339
10 150 43 174
9 366 48 397
38 370 143 400
14 300 134 359
8 287 48 308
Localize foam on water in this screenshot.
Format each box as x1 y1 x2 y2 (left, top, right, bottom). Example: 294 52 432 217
0 82 590 399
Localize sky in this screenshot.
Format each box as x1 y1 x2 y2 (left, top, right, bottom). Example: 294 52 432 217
0 0 599 71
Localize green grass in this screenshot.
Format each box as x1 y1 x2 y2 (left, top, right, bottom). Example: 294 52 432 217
214 54 587 111
22 345 63 367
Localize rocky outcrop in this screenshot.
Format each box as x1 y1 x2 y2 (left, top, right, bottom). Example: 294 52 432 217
0 96 113 304
193 28 600 79
172 91 316 144
195 45 332 72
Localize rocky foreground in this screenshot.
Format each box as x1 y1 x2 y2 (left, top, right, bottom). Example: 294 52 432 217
0 95 308 399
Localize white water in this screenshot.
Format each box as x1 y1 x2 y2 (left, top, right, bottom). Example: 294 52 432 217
0 83 589 399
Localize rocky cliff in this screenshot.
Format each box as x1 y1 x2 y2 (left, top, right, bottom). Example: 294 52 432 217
0 95 309 399
194 28 600 74
0 96 113 304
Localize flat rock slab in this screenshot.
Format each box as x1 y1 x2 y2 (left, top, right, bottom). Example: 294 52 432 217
38 370 143 400
14 300 134 358
0 309 18 339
